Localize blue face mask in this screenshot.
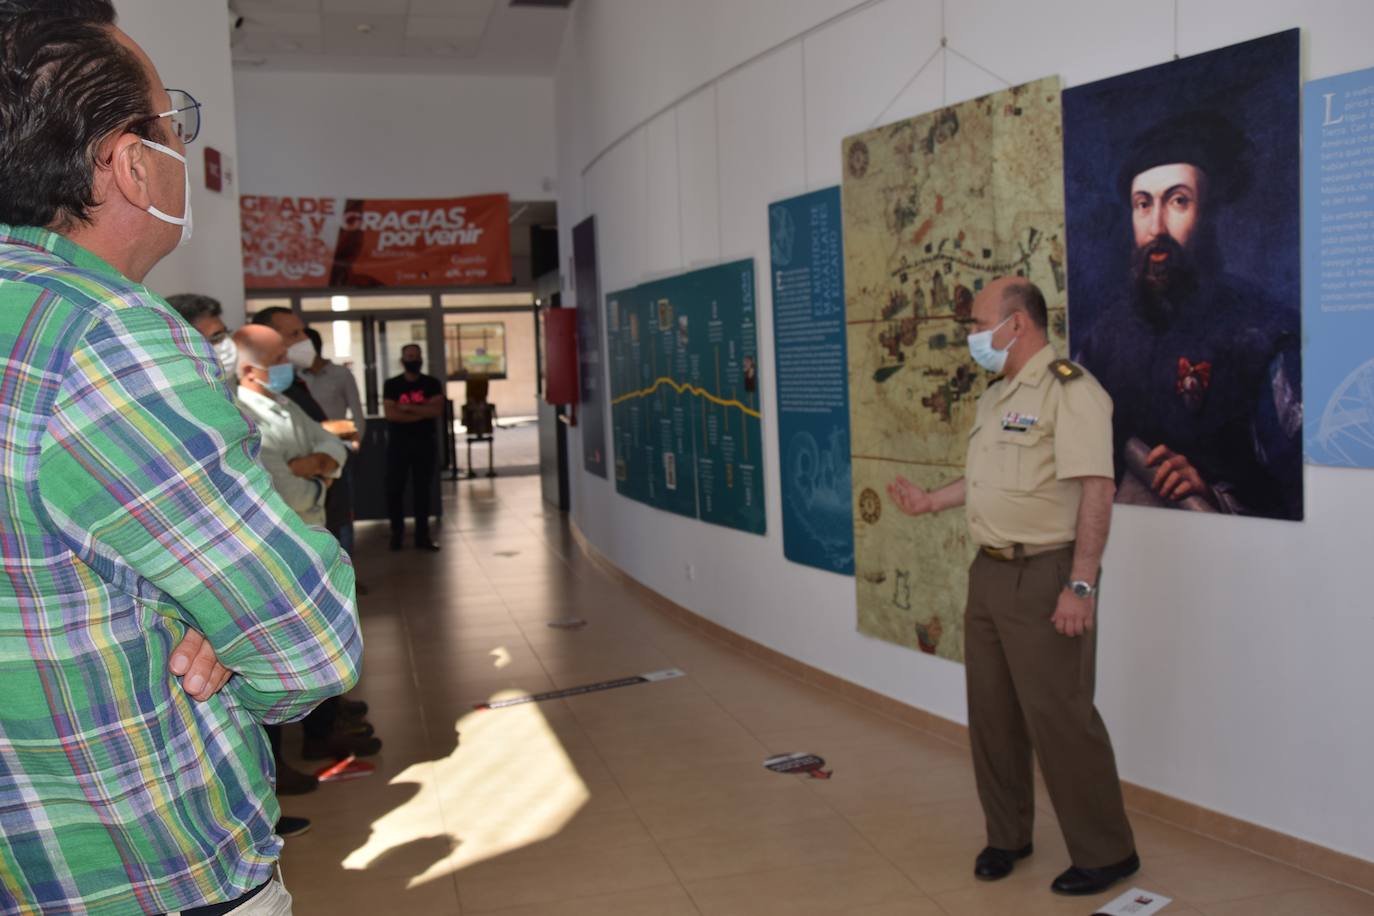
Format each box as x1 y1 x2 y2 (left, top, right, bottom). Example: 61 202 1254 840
967 315 1017 373
263 362 295 393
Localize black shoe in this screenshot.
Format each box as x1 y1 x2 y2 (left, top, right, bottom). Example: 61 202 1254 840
415 538 440 552
301 730 382 761
338 718 375 738
1050 851 1140 896
276 816 311 838
339 697 369 718
974 843 1033 881
275 763 319 796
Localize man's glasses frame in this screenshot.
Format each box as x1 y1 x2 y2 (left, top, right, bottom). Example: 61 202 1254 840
131 88 202 145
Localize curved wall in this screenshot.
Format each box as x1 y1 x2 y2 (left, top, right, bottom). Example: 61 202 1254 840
555 0 1374 863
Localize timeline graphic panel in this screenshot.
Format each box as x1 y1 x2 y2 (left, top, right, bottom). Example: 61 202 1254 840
606 260 765 534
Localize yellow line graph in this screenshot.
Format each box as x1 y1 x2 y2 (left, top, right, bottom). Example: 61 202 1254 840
612 377 761 419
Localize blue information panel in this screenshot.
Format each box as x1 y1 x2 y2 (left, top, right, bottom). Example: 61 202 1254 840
769 188 854 574
606 260 766 534
1305 67 1374 467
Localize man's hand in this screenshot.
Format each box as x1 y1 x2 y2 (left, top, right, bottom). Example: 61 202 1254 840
1051 589 1095 638
321 419 358 441
887 475 935 516
288 453 339 479
169 629 233 701
1145 445 1210 502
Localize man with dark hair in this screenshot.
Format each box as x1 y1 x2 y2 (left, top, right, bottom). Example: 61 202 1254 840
889 278 1139 897
0 4 359 913
1074 111 1302 518
252 306 328 421
383 343 445 551
168 292 237 379
1000 280 1049 330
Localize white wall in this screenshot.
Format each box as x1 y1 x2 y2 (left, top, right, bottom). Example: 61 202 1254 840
118 0 245 326
233 70 556 202
556 0 1374 864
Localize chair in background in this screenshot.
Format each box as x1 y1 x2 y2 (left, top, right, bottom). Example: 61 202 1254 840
460 375 497 478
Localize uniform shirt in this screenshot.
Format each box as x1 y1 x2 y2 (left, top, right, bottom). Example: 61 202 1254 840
236 386 350 528
382 373 444 442
0 225 361 915
965 344 1114 548
301 360 366 436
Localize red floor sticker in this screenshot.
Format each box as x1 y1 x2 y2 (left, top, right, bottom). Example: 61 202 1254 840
315 755 375 783
764 752 833 779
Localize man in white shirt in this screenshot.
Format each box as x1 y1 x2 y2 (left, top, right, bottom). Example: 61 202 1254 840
233 325 348 529
235 327 381 769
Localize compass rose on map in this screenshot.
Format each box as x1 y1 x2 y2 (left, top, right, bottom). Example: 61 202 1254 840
1314 357 1374 465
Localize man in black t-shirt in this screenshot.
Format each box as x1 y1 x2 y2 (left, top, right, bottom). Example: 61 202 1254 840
383 344 445 551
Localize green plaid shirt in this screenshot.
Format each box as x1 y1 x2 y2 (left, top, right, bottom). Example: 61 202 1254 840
0 226 361 915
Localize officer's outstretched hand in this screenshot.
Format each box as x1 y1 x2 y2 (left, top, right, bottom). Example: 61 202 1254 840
887 475 934 516
1051 590 1095 638
1145 445 1210 503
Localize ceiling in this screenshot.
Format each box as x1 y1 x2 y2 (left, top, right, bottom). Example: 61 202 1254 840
230 0 571 76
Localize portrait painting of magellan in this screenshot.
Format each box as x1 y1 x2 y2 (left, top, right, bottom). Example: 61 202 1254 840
1063 30 1302 521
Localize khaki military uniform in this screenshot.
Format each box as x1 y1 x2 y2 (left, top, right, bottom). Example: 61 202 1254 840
963 344 1135 868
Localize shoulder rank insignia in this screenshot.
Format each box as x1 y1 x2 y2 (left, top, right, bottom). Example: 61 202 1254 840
1049 359 1083 382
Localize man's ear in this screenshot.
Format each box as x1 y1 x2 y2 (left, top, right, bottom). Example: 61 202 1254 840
106 133 154 212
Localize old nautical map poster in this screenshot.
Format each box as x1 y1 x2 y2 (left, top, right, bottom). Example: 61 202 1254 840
842 77 1068 661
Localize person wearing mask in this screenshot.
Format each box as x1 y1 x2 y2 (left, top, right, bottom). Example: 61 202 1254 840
252 306 328 420
168 291 236 381
233 325 348 529
383 344 446 551
0 3 360 912
301 327 365 555
888 278 1138 897
234 326 383 768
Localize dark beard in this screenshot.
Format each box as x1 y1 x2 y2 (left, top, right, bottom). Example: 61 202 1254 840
1131 235 1201 327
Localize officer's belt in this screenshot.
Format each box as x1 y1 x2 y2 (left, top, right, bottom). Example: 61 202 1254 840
980 542 1073 561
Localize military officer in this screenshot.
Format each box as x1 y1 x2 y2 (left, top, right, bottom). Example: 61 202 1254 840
888 276 1139 897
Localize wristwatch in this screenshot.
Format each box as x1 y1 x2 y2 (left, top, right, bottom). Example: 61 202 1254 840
1066 579 1097 598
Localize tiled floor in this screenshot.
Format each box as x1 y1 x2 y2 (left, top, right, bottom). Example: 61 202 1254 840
277 476 1374 915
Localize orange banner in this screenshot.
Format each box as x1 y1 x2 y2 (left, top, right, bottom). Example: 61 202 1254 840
242 193 512 290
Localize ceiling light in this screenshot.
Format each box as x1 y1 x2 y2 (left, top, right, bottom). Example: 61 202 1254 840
355 23 373 34
331 295 351 312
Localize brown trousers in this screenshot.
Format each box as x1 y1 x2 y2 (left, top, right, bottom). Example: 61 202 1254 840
964 547 1135 867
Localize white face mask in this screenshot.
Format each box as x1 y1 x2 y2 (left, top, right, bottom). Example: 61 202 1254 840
140 138 192 247
286 338 315 370
967 315 1017 374
213 336 237 379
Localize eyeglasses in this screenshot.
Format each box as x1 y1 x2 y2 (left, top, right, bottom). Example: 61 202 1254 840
134 88 202 144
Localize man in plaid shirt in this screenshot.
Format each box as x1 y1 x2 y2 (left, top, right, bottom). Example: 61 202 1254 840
0 3 360 914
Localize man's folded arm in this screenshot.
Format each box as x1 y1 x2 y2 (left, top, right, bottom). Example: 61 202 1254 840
38 305 361 722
